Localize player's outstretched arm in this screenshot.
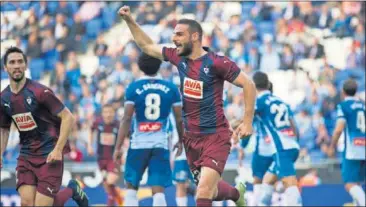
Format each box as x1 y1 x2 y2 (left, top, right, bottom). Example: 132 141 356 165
114 103 135 163
0 127 10 168
233 71 256 138
118 6 163 60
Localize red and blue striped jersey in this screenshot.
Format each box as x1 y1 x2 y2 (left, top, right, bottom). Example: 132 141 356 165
163 47 241 134
0 79 70 157
91 118 120 160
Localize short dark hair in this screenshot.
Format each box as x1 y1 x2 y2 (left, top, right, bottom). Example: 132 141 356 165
3 47 27 65
177 18 203 41
253 71 269 90
343 79 358 96
138 52 162 75
268 81 273 93
102 103 114 110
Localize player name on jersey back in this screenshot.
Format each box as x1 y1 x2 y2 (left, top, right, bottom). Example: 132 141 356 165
12 112 38 131
136 83 171 95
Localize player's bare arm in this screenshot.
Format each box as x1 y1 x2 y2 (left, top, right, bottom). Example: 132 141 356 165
289 118 300 140
87 128 95 156
114 103 135 164
328 119 345 157
172 105 184 157
232 71 256 139
118 6 163 60
0 127 10 168
47 107 75 163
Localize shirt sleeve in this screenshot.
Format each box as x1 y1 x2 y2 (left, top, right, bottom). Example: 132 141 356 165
40 88 65 116
0 106 12 128
172 84 182 106
162 47 181 66
336 104 345 120
214 56 241 83
124 84 136 105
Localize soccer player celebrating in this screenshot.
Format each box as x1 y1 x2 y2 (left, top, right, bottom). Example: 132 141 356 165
117 6 256 207
87 104 123 206
113 53 184 206
0 47 88 207
252 72 302 206
328 79 365 206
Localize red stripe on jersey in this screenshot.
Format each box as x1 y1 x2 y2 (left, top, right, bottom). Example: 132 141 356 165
19 122 36 129
184 89 202 97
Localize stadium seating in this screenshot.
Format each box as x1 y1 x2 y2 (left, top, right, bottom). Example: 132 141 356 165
29 58 45 80
86 18 103 40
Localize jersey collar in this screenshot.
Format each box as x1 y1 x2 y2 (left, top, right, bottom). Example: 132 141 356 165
345 96 357 101
257 90 271 98
138 75 162 80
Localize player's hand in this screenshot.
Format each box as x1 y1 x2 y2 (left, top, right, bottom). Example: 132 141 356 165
173 141 183 158
46 149 63 163
327 146 335 158
87 145 94 156
113 149 123 166
118 6 133 22
235 122 253 141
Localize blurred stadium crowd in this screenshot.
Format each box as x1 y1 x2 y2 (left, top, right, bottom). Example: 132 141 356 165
1 1 365 166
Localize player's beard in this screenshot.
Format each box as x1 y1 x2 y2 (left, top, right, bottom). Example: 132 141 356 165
178 41 193 57
11 71 25 82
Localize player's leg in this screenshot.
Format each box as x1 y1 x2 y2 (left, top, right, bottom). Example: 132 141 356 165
36 159 88 207
257 166 277 206
173 160 190 206
276 149 302 206
251 154 273 206
342 159 365 206
124 148 150 206
16 156 37 206
148 148 172 206
18 185 37 206
104 160 123 206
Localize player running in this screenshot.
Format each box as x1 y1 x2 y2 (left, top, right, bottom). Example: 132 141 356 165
113 53 184 206
252 72 302 206
87 104 123 206
117 6 256 207
0 47 88 207
328 79 365 206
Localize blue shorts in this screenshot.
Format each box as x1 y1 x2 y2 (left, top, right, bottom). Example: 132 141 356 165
342 159 366 183
173 160 194 183
251 153 273 180
124 148 172 188
268 149 299 179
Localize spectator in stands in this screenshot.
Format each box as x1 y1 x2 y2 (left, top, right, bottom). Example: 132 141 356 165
229 41 245 65
283 1 300 21
13 8 27 35
41 29 56 53
246 46 261 71
54 13 68 40
78 85 98 125
306 38 325 59
56 1 72 17
346 42 364 69
260 40 280 72
95 78 114 106
354 24 365 45
1 16 14 41
195 2 208 22
107 61 133 85
296 108 317 158
226 94 244 121
317 3 333 29
39 14 53 32
94 34 108 57
292 36 307 60
301 3 318 27
280 44 296 70
275 18 289 44
50 62 70 97
26 32 42 59
227 15 244 41
56 27 75 62
23 13 39 39
77 1 104 22
331 10 352 38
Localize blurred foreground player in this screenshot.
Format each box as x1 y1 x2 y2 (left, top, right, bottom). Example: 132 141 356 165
88 104 123 206
0 47 88 206
252 72 302 206
118 6 256 206
329 79 365 206
113 53 184 206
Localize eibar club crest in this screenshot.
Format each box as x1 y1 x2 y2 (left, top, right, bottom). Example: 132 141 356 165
27 97 32 105
203 67 210 74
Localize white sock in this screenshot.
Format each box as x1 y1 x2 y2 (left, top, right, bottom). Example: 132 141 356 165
213 200 223 206
258 183 274 206
153 192 167 206
252 184 262 206
349 185 366 206
124 189 138 206
284 186 302 206
176 196 187 206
